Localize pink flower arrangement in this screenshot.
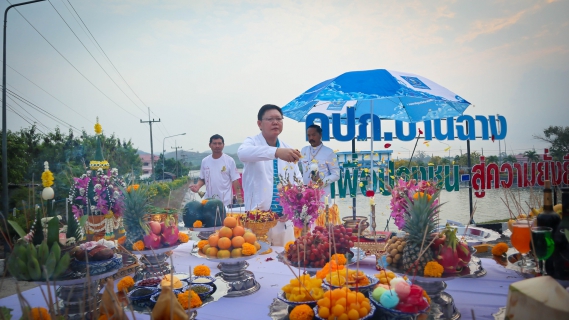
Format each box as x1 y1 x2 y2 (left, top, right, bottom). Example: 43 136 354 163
388 179 439 230
69 168 125 218
277 180 324 228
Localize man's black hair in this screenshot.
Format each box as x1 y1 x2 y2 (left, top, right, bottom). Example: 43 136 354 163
307 124 322 134
209 134 224 144
257 104 283 121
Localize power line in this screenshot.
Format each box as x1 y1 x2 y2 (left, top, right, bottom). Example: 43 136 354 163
47 0 146 115
5 96 52 132
4 103 46 135
6 0 140 119
64 0 170 137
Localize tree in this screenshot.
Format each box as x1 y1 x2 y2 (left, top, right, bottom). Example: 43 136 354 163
534 126 569 160
486 155 499 164
523 149 540 163
0 130 30 191
503 154 517 163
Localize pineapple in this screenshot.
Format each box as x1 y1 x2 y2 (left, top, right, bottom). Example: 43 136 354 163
122 186 149 250
401 191 442 276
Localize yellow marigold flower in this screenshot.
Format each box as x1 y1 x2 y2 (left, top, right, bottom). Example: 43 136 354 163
284 241 294 252
492 242 509 256
94 120 102 134
193 265 211 276
424 261 444 278
413 192 432 202
201 199 208 205
177 290 202 309
30 307 51 320
289 304 314 320
178 232 189 243
193 220 203 228
242 242 257 256
132 240 144 251
117 276 135 292
330 253 347 265
41 170 54 187
197 240 208 250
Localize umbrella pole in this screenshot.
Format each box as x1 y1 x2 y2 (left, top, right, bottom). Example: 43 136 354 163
407 132 422 168
352 138 356 220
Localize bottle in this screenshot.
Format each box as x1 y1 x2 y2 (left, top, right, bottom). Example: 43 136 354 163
537 180 561 276
552 188 569 280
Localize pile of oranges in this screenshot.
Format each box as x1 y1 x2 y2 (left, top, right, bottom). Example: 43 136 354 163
316 287 372 320
199 217 261 259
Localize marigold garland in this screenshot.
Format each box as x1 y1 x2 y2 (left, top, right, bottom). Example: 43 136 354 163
242 242 257 256
132 240 145 251
193 265 211 276
193 220 203 228
30 307 51 320
289 304 314 320
492 242 509 256
178 232 189 243
201 199 208 205
117 276 135 292
177 290 202 309
284 241 294 252
330 253 347 265
424 261 444 278
197 240 208 250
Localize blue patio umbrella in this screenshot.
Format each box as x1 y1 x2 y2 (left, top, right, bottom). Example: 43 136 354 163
282 69 472 222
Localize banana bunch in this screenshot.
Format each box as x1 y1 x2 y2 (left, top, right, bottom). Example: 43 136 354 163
7 240 70 281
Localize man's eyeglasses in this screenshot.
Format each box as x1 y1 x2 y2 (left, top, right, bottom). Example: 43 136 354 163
262 117 284 123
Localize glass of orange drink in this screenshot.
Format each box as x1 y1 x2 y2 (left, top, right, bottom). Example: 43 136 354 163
511 219 536 268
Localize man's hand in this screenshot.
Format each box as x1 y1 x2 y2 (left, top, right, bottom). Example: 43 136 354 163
275 148 301 163
189 184 200 193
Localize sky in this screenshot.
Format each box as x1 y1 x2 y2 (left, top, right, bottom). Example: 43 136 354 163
1 0 568 161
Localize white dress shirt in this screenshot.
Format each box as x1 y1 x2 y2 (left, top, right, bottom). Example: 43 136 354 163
299 143 340 199
237 132 302 211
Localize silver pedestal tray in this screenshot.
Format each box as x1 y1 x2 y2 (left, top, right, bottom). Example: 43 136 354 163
41 268 119 318
131 245 179 281
436 226 501 245
189 226 221 240
388 254 486 320
191 241 270 297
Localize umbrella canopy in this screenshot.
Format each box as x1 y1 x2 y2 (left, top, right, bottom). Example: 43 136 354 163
282 69 471 123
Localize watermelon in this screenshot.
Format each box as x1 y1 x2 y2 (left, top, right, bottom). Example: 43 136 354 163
202 199 226 227
183 201 203 227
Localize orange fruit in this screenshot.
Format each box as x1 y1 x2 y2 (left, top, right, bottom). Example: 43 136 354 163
243 232 257 244
217 249 230 259
224 216 238 228
208 234 219 247
231 248 242 258
231 236 245 248
233 225 245 237
205 247 218 257
218 237 232 250
219 226 233 238
201 244 210 254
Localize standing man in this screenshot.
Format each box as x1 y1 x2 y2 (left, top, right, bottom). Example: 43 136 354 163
300 124 340 200
189 134 242 206
238 104 302 245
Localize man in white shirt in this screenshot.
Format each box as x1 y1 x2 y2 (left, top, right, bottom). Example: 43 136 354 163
238 104 302 245
189 134 242 206
299 124 340 200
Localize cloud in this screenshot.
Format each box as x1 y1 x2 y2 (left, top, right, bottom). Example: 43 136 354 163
457 9 529 43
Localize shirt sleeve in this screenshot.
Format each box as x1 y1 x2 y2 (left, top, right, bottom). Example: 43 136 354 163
323 151 340 184
238 136 277 162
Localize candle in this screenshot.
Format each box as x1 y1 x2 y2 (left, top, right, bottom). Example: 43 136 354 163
370 197 375 206
325 196 329 205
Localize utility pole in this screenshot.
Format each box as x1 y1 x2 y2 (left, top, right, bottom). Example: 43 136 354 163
140 108 160 181
172 141 183 178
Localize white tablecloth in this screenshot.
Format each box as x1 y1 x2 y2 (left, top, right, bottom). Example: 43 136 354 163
0 242 523 319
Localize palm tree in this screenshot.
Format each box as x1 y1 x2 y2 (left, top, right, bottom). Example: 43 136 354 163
523 149 540 163
503 154 517 163
486 155 499 163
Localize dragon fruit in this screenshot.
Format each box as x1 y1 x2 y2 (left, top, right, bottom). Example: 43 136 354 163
141 221 161 249
160 216 179 246
435 226 462 274
148 221 161 235
430 232 446 255
456 239 472 268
